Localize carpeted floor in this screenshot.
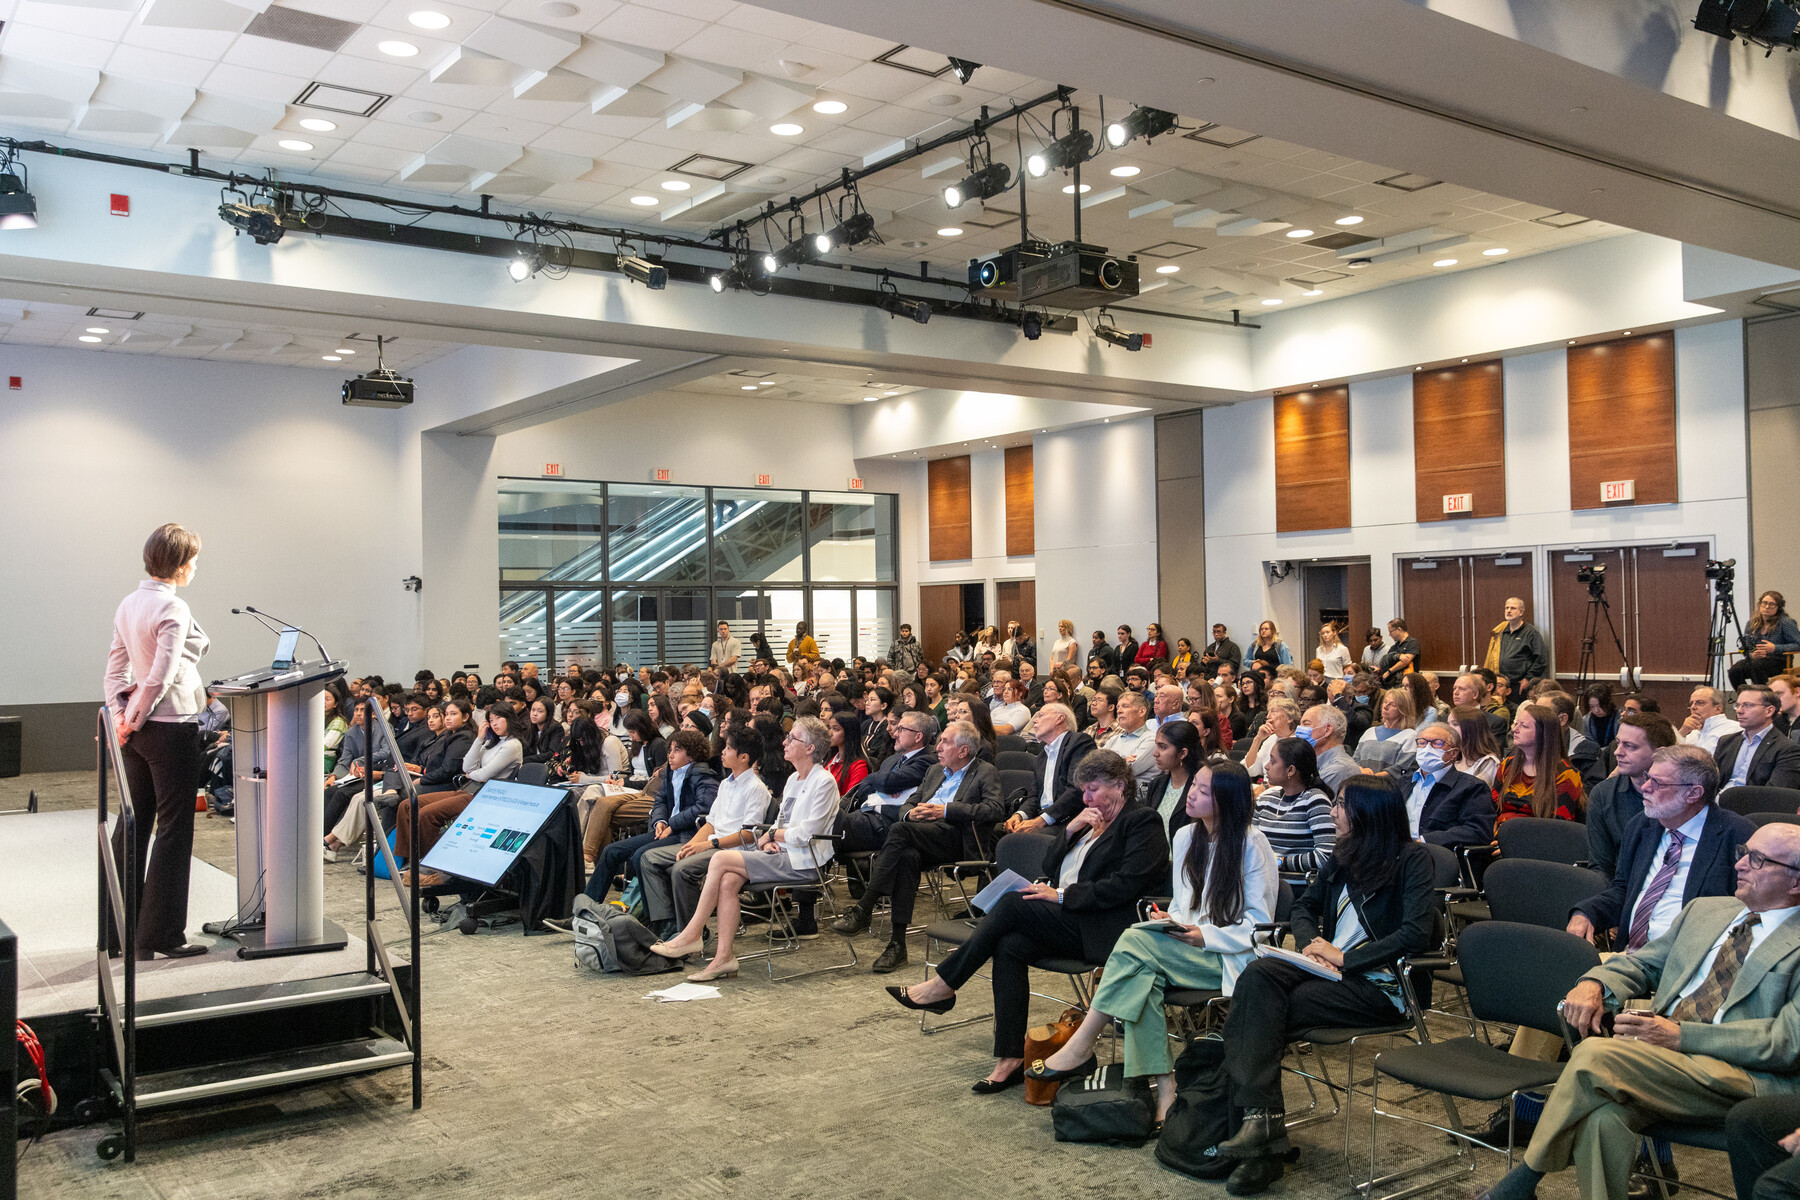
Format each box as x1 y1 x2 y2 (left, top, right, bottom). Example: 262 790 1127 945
2 770 1729 1200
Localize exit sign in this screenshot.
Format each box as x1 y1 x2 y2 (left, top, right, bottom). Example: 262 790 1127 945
847 477 864 491
753 473 772 487
1602 479 1635 503
542 463 563 477
1442 492 1472 515
652 467 671 482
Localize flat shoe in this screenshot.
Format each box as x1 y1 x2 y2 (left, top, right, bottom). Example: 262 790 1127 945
652 937 704 959
885 984 954 1015
1025 1052 1098 1083
687 958 738 982
971 1065 1025 1094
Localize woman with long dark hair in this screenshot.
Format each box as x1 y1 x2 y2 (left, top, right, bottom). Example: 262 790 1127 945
1496 702 1583 829
1142 718 1204 839
398 703 526 886
1253 736 1336 876
827 710 870 794
522 696 565 764
1025 759 1276 1124
1190 775 1435 1194
1449 703 1504 786
1237 672 1270 735
947 693 999 763
1581 682 1619 748
1730 590 1800 687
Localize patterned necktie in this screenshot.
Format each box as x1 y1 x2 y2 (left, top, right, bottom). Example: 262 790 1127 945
1625 832 1687 952
1669 914 1761 1024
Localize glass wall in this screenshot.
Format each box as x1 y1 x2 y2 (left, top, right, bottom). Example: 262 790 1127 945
498 477 898 670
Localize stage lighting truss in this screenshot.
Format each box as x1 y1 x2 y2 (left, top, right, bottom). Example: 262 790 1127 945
615 240 667 289
813 185 880 256
0 147 37 230
1695 0 1800 50
1027 125 1094 179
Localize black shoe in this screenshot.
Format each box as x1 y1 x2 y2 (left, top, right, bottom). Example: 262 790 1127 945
1186 1148 1238 1181
1226 1156 1285 1196
871 941 908 973
1628 1155 1680 1200
971 1065 1025 1094
1469 1104 1537 1150
1219 1109 1289 1159
832 908 870 937
1025 1052 1098 1083
137 942 208 961
886 984 954 1015
794 909 820 939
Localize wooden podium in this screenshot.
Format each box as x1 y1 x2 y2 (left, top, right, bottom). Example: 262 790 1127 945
210 660 348 958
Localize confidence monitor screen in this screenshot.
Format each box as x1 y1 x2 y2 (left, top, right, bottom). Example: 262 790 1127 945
419 779 566 887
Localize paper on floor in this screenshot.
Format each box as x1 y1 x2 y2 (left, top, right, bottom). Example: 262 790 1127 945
644 982 722 1002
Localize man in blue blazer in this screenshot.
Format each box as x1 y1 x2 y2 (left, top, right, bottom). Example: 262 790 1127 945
1409 722 1498 848
1569 745 1754 951
833 711 938 854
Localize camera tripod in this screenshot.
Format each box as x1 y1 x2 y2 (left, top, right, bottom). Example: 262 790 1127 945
1576 582 1632 691
1706 578 1745 691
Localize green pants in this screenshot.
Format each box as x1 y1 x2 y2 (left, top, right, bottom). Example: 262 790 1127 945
1090 925 1225 1078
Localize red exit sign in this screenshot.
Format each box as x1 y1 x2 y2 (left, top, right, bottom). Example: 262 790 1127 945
753 473 772 487
1442 492 1472 515
847 477 864 491
542 463 563 477
652 467 672 482
1601 479 1635 503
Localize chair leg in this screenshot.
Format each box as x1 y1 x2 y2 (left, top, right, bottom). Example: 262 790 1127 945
918 937 990 1035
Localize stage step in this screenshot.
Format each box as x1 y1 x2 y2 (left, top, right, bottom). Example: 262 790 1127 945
135 972 391 1029
113 1036 413 1110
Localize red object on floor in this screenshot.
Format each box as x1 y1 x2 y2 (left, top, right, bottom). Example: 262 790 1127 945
195 792 208 812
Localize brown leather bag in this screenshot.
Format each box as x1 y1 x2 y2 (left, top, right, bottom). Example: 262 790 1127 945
1023 1007 1085 1106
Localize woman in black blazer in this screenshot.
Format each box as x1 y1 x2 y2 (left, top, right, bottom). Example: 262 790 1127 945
414 701 475 791
522 697 566 765
1190 774 1435 1195
622 709 667 785
889 749 1171 1093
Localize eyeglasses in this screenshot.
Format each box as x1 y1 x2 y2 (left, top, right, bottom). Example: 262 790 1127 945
1417 737 1453 751
1328 797 1348 810
1638 775 1694 795
1738 844 1800 872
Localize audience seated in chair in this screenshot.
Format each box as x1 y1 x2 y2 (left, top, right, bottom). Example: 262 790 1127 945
886 749 1171 1094
1003 703 1095 834
833 711 938 855
1716 685 1800 791
581 730 716 907
1495 703 1585 832
396 704 524 887
1587 713 1680 880
1253 735 1337 876
1408 722 1501 848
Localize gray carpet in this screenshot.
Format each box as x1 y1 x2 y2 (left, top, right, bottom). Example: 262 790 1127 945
2 770 1728 1200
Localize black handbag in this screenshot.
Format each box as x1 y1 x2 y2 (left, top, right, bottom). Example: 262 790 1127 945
1050 1063 1156 1146
1154 1037 1237 1176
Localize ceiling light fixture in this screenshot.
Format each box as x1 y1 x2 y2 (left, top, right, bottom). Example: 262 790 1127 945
863 395 878 401
377 40 420 57
1261 297 1283 305
661 180 691 191
1303 288 1323 296
323 355 342 361
78 335 102 343
770 122 803 136
1433 258 1458 267
1335 215 1364 226
1105 105 1178 148
0 164 37 230
508 246 547 282
1021 311 1043 340
1061 183 1090 194
943 160 1011 209
1483 247 1509 256
408 10 451 29
1694 0 1800 50
218 186 282 244
1027 127 1094 177
629 195 659 206
1345 258 1371 269
815 210 877 255
812 99 847 114
948 58 980 85
1096 324 1144 351
336 348 354 354
1155 264 1179 274
277 139 313 152
741 384 757 390
298 118 337 132
1109 165 1140 177
1286 228 1314 238
937 227 963 237
85 326 108 333
618 253 668 289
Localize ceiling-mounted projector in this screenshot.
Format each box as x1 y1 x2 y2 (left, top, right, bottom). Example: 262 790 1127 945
1018 241 1139 308
342 369 414 408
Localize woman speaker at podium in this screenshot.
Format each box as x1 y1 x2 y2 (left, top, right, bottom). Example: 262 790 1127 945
103 522 211 960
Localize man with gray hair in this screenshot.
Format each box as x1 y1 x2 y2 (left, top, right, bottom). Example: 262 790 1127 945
834 709 938 857
1681 685 1741 755
1006 702 1096 833
1109 690 1158 784
1298 705 1361 794
833 720 1005 973
1152 682 1188 727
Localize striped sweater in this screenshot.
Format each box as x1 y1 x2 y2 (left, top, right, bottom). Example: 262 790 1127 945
1252 786 1337 875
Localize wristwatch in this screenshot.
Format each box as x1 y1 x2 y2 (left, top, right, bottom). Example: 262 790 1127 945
710 835 720 849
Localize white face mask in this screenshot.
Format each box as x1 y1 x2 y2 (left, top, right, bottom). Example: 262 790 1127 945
615 691 629 706
1416 746 1447 776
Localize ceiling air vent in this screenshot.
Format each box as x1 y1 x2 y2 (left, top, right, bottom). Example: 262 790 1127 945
245 7 360 52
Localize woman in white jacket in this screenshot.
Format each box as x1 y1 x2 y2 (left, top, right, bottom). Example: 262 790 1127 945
398 704 524 887
1024 758 1277 1125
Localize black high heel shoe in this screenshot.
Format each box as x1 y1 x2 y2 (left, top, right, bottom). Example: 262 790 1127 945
885 984 955 1015
1024 1052 1097 1083
971 1064 1025 1094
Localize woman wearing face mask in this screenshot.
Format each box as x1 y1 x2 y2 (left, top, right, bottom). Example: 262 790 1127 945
1253 736 1336 877
1024 759 1275 1127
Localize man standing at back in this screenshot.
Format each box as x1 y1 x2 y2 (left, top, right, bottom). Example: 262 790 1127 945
1491 596 1549 697
888 623 924 675
710 620 741 675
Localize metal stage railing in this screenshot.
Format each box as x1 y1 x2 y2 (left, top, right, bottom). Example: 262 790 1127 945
362 697 423 1111
93 704 139 1162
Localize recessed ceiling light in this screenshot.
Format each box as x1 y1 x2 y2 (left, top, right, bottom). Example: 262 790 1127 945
85 326 108 333
278 139 314 152
660 180 691 191
1335 215 1364 226
1303 289 1323 296
336 348 354 355
1285 228 1314 238
540 0 579 15
1461 358 1468 363
298 118 337 132
1569 340 1577 345
1109 165 1140 178
1062 183 1091 194
1623 330 1632 335
770 122 803 136
1345 258 1371 269
407 110 442 124
812 99 847 115
378 40 420 57
323 355 342 361
1261 298 1283 306
1414 366 1422 371
899 239 928 249
740 384 757 391
78 335 102 343
1483 247 1509 256
1433 258 1458 267
863 395 877 402
757 380 774 385
629 195 659 206
1154 264 1180 275
937 227 962 237
408 10 450 29
884 390 900 396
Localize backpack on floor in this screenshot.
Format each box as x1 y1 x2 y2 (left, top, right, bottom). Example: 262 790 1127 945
1051 1062 1157 1146
570 895 681 976
1155 1036 1239 1177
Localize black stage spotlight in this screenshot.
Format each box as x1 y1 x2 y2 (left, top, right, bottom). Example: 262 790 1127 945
219 200 283 245
507 246 546 281
943 161 1011 208
0 167 37 230
1027 127 1094 178
1021 311 1043 340
618 254 667 289
1105 105 1178 148
878 292 931 324
1695 0 1800 48
949 57 980 85
816 210 877 254
1096 324 1145 351
710 263 749 292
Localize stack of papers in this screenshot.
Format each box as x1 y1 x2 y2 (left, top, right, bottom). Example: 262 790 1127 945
1254 942 1342 981
644 982 722 1002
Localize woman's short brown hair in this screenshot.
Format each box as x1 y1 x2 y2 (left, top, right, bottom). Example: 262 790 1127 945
143 523 201 578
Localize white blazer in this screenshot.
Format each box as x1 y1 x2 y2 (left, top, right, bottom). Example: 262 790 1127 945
104 580 209 728
772 765 839 869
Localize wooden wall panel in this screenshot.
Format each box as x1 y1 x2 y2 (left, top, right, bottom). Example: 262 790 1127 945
1568 333 1677 510
927 455 972 561
918 583 964 663
996 579 1038 643
1004 445 1035 557
1274 387 1351 533
1414 361 1506 522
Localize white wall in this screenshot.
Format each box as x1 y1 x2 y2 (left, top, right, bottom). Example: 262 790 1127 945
1204 321 1751 658
1035 417 1161 644
0 344 414 704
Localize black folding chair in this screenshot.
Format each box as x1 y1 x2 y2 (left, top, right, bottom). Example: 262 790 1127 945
997 750 1043 776
1484 859 1608 931
997 733 1034 756
1496 817 1591 865
1721 785 1800 817
1163 881 1295 1036
1751 811 1800 828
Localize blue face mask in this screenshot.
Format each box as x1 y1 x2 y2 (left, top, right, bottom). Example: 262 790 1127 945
1296 726 1318 745
1354 694 1371 705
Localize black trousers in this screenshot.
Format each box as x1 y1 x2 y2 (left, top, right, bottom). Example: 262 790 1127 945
862 818 964 931
1727 1096 1800 1200
1222 957 1406 1109
1732 655 1786 688
835 807 897 853
110 720 205 953
935 889 1088 1059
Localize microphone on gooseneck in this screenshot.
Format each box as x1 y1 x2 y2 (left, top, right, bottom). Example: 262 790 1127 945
232 607 284 636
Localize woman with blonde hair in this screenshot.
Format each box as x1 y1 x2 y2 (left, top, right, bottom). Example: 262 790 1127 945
1243 620 1293 672
1050 619 1081 671
1315 624 1352 680
1353 687 1418 774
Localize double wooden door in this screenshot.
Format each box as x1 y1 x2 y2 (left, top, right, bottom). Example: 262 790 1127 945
1396 553 1536 675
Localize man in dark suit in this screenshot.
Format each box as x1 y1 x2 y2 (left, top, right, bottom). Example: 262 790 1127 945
1002 703 1096 832
831 721 1007 972
833 711 937 854
1201 624 1242 679
1407 722 1498 848
1715 685 1800 790
1569 744 1754 950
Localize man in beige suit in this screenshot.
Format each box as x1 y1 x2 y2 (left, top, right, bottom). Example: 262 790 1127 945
1480 823 1800 1200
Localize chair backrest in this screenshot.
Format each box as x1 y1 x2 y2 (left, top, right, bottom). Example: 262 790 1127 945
998 750 1043 775
997 733 1033 756
996 829 1059 881
1274 878 1295 924
1423 841 1462 889
517 761 549 787
1226 741 1250 763
1484 859 1608 930
1752 811 1800 828
1457 921 1600 1033
1721 785 1800 816
999 768 1038 806
1496 816 1590 864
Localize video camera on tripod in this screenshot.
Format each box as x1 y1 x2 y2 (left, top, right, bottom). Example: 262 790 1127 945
1572 558 1634 689
1575 562 1606 598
